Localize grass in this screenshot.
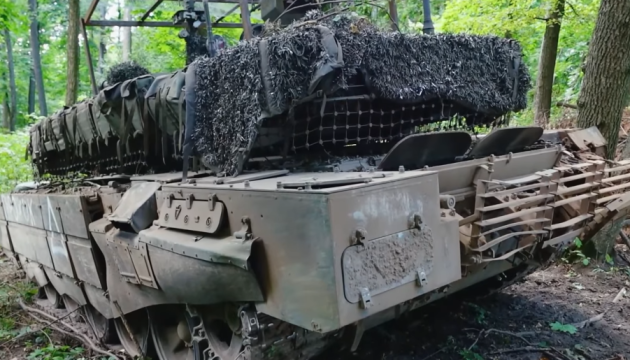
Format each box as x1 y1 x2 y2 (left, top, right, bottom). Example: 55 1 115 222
0 256 87 360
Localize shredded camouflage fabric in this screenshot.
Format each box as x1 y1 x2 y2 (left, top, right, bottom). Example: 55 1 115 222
105 61 150 86
192 10 531 175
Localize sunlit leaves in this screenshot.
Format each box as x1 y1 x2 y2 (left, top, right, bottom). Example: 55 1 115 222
0 130 32 193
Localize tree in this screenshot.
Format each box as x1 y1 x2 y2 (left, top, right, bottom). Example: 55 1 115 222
28 70 35 114
98 1 108 77
3 29 17 131
65 0 80 106
533 0 565 126
122 0 132 61
576 0 630 159
29 0 47 116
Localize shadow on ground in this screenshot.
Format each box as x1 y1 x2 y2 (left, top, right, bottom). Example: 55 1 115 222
321 261 629 360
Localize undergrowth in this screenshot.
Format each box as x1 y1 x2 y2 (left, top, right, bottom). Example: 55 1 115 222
0 255 89 360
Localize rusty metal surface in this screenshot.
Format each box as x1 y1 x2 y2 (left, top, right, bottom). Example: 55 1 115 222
0 220 12 253
8 223 53 269
43 267 88 306
47 231 74 278
67 236 106 289
108 182 161 233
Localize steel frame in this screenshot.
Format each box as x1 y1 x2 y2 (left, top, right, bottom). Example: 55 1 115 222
78 0 428 95
81 0 260 94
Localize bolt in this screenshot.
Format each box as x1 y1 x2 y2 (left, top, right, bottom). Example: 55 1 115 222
244 180 250 188
399 165 405 173
276 181 283 189
440 212 446 217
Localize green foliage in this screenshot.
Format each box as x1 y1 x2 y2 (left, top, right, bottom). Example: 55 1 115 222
459 349 484 360
565 237 592 266
549 321 578 334
429 0 600 124
0 0 604 133
27 345 84 360
605 253 614 265
0 131 32 193
465 303 488 324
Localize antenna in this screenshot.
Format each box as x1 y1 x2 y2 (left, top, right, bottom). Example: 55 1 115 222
422 0 434 34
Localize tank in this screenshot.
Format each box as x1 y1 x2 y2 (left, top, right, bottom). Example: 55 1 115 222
4 2 630 360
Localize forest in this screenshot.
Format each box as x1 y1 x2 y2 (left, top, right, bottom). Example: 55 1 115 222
1 2 630 360
0 0 628 190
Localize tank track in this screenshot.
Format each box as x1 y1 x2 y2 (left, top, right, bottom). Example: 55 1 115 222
187 305 339 360
244 313 339 360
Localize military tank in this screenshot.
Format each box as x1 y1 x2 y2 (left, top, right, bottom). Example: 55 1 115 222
4 1 630 359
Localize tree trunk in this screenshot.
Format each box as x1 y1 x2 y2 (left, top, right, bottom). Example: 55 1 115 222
3 29 17 131
533 0 565 127
29 0 47 116
576 0 630 159
2 97 9 129
122 0 132 61
28 69 35 114
65 0 80 106
98 1 108 77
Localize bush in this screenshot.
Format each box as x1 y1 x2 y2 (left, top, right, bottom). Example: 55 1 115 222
0 130 32 193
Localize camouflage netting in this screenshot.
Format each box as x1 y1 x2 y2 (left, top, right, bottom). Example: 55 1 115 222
193 10 531 175
105 61 150 86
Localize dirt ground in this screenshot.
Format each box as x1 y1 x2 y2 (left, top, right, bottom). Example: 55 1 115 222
327 246 630 360
1 246 629 360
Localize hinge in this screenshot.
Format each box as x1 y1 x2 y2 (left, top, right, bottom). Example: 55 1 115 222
185 194 195 210
234 216 252 240
408 213 423 229
359 288 372 309
208 193 217 211
416 269 428 287
350 228 367 246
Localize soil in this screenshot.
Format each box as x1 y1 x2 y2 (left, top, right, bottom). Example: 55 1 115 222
1 245 629 360
325 245 630 360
